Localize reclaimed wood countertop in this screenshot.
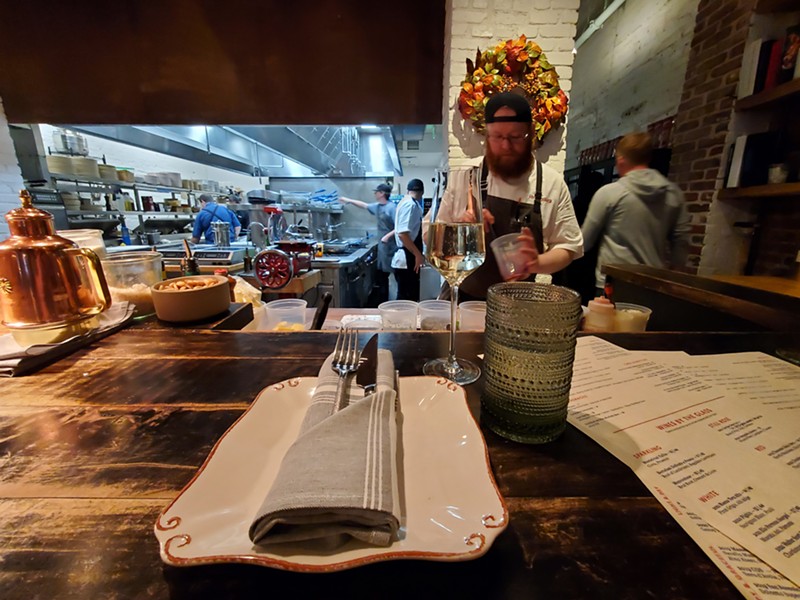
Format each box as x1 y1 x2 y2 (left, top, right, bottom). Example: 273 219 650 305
1 329 796 598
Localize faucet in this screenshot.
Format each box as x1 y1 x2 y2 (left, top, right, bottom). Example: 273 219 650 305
325 222 345 241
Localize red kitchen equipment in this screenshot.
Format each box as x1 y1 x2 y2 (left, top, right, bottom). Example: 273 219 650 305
254 249 294 289
253 241 313 290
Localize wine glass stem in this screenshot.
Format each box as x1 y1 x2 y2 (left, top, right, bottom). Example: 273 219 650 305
446 284 460 374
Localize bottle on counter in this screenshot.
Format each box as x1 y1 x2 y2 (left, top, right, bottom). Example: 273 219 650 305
243 246 253 272
118 215 131 245
185 255 201 276
583 297 616 332
214 268 237 302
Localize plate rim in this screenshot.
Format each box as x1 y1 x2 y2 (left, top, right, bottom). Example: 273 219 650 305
154 375 508 572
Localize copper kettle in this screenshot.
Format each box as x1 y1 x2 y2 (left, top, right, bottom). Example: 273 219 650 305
0 190 112 330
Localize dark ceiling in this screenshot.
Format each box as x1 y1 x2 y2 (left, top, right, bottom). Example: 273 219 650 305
0 0 445 125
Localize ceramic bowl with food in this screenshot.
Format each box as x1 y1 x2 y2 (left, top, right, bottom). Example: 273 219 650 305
151 275 231 323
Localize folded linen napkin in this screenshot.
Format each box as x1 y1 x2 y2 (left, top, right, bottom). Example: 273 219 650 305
0 302 135 377
249 348 401 549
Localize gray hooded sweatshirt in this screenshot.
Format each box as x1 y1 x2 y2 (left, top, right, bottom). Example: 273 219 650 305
581 168 691 288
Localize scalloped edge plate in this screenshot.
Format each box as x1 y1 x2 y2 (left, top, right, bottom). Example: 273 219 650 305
154 376 508 572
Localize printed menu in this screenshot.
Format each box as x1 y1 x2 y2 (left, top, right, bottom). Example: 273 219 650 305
568 337 800 598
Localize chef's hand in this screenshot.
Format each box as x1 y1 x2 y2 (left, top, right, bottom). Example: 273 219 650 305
507 227 539 280
482 208 495 233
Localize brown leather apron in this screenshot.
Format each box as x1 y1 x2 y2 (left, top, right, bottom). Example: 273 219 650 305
458 159 544 300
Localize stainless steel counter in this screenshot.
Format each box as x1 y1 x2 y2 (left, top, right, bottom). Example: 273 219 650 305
312 242 378 308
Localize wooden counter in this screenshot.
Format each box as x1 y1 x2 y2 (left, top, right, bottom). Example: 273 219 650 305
709 274 800 299
1 328 797 598
604 264 800 332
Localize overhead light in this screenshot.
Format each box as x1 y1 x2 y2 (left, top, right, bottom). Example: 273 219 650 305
360 125 382 131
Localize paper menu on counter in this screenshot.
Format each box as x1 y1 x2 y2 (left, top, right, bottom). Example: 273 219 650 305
568 337 800 587
648 482 800 600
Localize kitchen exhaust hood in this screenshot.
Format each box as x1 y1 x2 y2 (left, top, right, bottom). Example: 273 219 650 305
66 124 403 178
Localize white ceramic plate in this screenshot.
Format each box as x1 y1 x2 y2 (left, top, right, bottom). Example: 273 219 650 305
154 376 508 572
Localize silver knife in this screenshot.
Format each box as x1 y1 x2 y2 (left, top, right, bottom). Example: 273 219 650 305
356 334 379 396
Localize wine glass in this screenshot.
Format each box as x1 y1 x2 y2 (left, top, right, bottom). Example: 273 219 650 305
423 175 485 385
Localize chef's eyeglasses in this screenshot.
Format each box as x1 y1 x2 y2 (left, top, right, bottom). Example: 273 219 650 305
487 133 530 145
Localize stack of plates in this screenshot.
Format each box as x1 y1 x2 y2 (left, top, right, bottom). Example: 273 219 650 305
157 172 182 187
117 169 135 183
71 157 100 179
46 155 74 175
98 164 117 180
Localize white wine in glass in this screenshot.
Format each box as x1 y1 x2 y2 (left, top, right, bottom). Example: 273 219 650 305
424 211 486 385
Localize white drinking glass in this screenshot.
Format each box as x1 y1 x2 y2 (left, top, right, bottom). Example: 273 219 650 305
423 174 485 385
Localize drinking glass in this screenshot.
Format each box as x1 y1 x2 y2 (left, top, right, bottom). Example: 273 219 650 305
423 177 485 385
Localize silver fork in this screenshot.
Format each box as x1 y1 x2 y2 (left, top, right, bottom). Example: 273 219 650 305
331 326 360 413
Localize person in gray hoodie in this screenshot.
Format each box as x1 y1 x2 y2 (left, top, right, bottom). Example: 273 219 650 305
581 132 691 293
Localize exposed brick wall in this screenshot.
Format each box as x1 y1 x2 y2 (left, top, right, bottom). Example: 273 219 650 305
0 97 25 239
753 199 800 277
445 0 580 173
669 0 755 273
672 0 800 277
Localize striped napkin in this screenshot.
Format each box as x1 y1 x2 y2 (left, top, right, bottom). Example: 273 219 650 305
249 348 401 549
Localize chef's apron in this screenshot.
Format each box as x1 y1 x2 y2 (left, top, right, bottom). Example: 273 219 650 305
396 217 424 301
375 203 397 273
458 159 544 301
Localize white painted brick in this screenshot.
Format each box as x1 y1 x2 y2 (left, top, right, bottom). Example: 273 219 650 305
538 23 575 38
471 27 495 38
554 0 579 9
540 37 577 52
451 21 469 35
453 0 470 8
555 9 579 25
456 10 488 24
545 51 575 66
446 1 574 166
495 11 528 25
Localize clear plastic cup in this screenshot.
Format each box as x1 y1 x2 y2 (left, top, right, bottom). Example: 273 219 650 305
490 233 528 280
418 299 451 330
379 300 418 330
100 251 163 317
613 302 652 332
265 298 308 331
459 300 487 330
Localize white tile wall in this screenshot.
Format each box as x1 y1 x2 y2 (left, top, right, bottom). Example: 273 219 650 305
565 0 701 169
0 97 25 240
445 0 579 173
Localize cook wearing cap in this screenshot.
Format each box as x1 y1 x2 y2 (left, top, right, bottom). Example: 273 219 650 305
191 194 242 244
339 183 398 304
392 179 426 301
432 91 583 301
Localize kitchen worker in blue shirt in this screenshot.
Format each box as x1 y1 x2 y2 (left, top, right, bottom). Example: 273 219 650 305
393 179 425 301
191 194 242 245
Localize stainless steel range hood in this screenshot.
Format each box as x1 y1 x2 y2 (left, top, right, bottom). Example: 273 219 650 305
67 124 403 178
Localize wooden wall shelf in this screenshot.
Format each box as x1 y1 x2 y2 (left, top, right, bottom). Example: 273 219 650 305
734 78 800 111
718 182 800 200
